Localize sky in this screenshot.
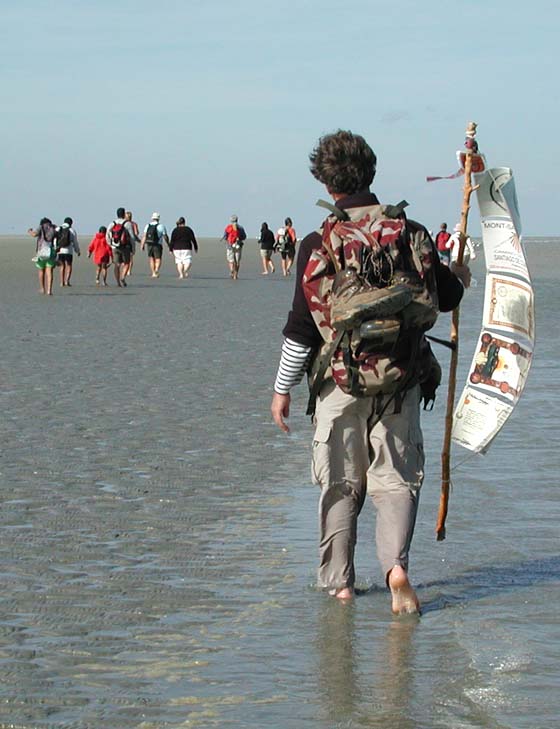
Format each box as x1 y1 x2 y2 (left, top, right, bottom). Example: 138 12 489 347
1 0 558 236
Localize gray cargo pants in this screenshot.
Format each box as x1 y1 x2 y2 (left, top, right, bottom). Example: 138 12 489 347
311 380 424 590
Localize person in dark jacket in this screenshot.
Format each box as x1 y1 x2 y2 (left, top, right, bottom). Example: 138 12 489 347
270 130 471 614
259 222 276 274
169 217 198 279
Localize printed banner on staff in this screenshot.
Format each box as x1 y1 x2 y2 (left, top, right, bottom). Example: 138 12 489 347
459 330 533 404
452 167 534 454
482 274 535 341
452 387 514 454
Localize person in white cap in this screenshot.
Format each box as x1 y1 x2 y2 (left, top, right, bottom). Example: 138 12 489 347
141 212 169 278
446 223 477 264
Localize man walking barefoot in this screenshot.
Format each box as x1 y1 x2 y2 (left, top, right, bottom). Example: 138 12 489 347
222 215 246 280
270 130 471 614
55 216 80 287
107 207 135 287
141 212 169 278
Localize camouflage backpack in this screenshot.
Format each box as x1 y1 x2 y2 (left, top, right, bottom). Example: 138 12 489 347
303 200 441 415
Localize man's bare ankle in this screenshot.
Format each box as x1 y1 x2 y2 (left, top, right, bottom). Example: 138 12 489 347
388 566 420 615
388 565 408 589
328 587 354 600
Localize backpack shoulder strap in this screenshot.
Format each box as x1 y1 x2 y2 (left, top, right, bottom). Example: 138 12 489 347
382 200 409 218
316 199 349 221
317 198 408 222
314 201 345 273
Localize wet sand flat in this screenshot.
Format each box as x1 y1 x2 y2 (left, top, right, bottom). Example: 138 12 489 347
1 235 559 728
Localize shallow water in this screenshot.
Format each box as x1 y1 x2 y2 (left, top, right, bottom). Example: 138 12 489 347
0 236 558 728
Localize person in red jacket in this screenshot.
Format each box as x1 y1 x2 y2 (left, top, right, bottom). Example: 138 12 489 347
88 226 114 286
221 215 246 280
435 223 451 265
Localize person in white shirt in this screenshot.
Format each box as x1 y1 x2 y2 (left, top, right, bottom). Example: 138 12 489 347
141 212 169 278
446 223 477 264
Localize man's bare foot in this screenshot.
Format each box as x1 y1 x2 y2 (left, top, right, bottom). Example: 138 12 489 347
328 587 354 600
388 566 420 615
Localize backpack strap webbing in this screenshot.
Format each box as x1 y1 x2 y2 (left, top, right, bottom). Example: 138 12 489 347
306 329 346 417
315 200 346 273
316 199 349 220
317 198 409 220
383 200 409 218
426 334 456 351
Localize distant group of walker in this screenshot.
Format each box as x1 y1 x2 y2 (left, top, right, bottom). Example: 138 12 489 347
28 207 473 297
27 208 298 294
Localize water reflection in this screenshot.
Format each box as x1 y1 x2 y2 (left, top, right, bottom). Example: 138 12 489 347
371 618 418 729
315 596 420 728
316 599 360 723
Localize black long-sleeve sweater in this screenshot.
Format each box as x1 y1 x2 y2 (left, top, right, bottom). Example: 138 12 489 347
170 226 198 252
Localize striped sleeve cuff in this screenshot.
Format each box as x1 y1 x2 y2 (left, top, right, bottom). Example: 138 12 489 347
273 338 313 394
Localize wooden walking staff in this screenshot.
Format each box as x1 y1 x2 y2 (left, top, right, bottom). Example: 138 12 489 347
436 121 479 541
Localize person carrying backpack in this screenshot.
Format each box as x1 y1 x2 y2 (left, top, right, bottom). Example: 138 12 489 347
141 212 169 278
276 217 297 276
28 217 58 295
55 216 81 287
222 214 246 280
270 130 471 614
106 207 136 287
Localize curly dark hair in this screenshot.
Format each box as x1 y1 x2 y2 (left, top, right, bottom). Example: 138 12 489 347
309 130 377 195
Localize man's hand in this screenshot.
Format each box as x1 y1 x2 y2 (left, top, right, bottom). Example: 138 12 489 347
451 261 471 289
271 392 291 433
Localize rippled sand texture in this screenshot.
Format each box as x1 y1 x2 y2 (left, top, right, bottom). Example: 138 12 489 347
0 237 559 728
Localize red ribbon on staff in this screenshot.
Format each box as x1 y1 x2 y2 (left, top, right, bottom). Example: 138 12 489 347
426 169 463 182
427 152 486 183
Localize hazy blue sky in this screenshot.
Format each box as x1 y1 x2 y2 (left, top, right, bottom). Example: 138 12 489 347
2 0 557 236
